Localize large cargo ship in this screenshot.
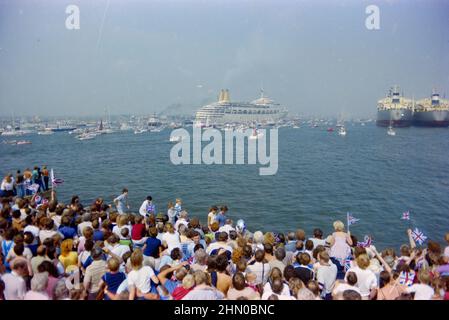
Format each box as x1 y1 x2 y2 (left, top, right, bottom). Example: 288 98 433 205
195 89 288 125
376 86 413 127
413 90 449 127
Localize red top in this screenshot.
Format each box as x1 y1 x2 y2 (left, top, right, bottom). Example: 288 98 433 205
131 223 146 240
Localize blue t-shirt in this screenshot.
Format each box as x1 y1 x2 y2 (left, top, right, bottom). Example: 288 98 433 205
216 213 226 227
59 226 77 239
102 272 126 294
93 230 104 242
143 237 161 257
164 279 180 295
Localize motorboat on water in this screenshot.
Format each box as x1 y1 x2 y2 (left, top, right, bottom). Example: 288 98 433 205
169 135 183 142
338 126 347 136
76 132 96 141
249 128 264 140
134 128 148 134
37 129 54 135
387 125 396 136
16 140 32 145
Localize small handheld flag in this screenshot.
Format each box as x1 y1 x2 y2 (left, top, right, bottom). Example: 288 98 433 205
411 228 427 246
51 168 64 188
347 212 360 226
401 211 410 220
26 183 40 194
357 235 373 248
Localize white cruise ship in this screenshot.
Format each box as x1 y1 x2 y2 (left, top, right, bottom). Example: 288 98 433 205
195 89 288 125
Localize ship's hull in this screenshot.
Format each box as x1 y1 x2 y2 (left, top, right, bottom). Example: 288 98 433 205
413 110 449 127
376 109 412 127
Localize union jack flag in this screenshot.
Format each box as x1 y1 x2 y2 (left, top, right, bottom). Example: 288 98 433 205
35 196 48 207
51 169 64 188
411 228 427 245
357 235 373 248
344 256 353 272
26 183 40 194
401 211 410 220
347 212 359 226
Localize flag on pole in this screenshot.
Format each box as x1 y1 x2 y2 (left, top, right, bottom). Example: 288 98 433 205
411 228 427 245
401 211 410 220
51 168 64 188
347 212 360 226
357 235 373 248
26 183 40 194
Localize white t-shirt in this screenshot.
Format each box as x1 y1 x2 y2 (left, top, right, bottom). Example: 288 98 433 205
109 244 131 259
162 232 181 252
346 266 378 297
112 225 131 240
406 284 434 300
174 219 189 232
206 242 233 255
23 225 40 239
78 221 92 236
309 238 327 249
316 263 338 295
39 230 59 243
218 224 235 235
263 282 290 297
333 283 361 296
127 266 156 294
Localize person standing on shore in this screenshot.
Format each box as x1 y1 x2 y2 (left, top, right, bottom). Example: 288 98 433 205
15 170 24 198
216 206 228 228
114 188 129 215
41 166 49 191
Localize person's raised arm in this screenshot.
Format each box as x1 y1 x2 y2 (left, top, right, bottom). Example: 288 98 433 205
372 247 392 274
102 248 123 264
407 229 416 249
157 261 188 284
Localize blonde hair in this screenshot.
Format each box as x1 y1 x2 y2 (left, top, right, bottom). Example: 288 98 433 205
356 254 370 270
182 274 195 289
165 223 175 234
130 249 143 270
333 220 345 232
118 215 128 227
60 239 74 257
108 257 120 272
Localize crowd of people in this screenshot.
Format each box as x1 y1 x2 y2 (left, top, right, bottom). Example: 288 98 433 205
0 167 50 198
0 175 449 300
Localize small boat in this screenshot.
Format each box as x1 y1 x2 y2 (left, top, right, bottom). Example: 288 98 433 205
134 128 148 134
169 135 183 142
338 126 347 136
2 140 17 145
327 127 334 132
77 133 96 141
249 129 264 140
150 126 164 133
37 130 54 135
16 140 32 145
387 125 396 136
292 125 300 129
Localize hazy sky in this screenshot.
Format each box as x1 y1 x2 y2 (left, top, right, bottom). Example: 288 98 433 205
0 0 448 118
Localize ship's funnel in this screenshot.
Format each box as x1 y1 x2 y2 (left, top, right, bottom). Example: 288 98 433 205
218 90 225 102
223 89 230 102
431 90 440 106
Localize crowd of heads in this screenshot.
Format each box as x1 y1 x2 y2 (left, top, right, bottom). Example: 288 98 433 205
0 183 449 300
